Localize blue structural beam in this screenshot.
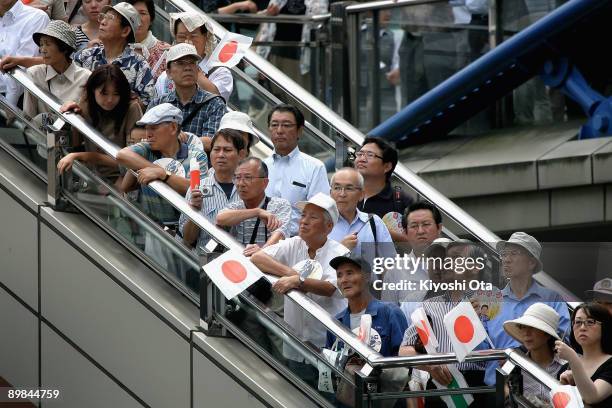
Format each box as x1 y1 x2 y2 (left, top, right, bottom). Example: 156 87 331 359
369 0 612 143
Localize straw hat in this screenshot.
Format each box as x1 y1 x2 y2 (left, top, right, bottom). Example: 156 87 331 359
33 20 77 52
503 302 561 341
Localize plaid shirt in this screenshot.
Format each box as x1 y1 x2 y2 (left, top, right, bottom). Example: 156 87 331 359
147 88 226 138
73 45 155 106
129 141 208 224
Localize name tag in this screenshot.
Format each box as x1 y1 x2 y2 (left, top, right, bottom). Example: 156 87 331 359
292 181 306 188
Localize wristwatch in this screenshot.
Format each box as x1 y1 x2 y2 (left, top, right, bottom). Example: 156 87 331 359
161 170 171 182
298 275 305 288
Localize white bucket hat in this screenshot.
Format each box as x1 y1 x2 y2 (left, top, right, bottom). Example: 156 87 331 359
586 278 612 302
101 2 141 44
295 193 339 226
497 231 543 272
219 111 259 146
503 302 561 341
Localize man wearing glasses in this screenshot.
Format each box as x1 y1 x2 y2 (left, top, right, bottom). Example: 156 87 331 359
328 167 395 283
73 2 155 106
147 43 225 145
354 137 413 242
484 231 571 386
264 103 330 237
216 157 291 256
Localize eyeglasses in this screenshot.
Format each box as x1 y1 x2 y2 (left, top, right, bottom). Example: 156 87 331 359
573 318 601 328
97 13 117 23
501 249 527 258
175 32 206 42
331 184 361 193
172 59 198 68
232 175 266 184
355 150 383 160
407 222 435 230
269 122 297 130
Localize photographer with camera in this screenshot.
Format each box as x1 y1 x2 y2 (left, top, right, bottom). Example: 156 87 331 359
179 128 245 252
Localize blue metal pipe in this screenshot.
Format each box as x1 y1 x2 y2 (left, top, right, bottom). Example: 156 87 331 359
369 0 611 142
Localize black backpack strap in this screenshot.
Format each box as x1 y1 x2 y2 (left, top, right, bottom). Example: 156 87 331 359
248 196 271 245
68 0 83 24
369 215 379 258
181 93 222 129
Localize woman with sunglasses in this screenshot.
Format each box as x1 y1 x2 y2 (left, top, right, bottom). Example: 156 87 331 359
555 302 612 407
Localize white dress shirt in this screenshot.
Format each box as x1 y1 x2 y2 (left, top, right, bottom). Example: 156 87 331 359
263 236 349 362
0 1 49 105
264 146 331 237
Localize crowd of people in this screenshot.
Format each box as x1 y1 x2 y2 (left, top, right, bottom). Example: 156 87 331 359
1 1 610 407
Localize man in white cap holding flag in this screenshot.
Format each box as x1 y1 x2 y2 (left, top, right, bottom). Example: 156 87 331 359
251 192 348 387
484 231 570 386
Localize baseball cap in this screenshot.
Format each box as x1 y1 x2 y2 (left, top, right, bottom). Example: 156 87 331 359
330 253 371 275
136 103 183 126
219 111 259 146
166 43 201 64
101 2 141 44
295 193 339 226
585 278 612 302
497 232 542 272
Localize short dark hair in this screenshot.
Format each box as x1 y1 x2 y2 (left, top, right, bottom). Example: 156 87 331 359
211 128 245 151
127 0 155 23
403 201 443 229
569 302 612 355
267 103 305 129
238 157 268 177
361 137 398 180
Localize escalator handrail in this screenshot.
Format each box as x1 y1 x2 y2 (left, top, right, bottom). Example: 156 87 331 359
8 66 383 364
164 0 501 250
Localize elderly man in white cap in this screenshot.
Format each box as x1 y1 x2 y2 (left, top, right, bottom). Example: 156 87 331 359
250 192 348 387
154 12 233 102
73 1 155 106
586 278 612 314
484 231 570 386
117 102 208 224
148 42 225 151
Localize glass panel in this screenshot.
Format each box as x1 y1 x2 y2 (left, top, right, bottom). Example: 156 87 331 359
0 96 49 177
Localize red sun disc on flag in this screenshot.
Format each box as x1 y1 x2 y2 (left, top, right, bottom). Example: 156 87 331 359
416 320 429 345
219 41 238 63
454 315 474 343
221 260 247 283
551 392 571 408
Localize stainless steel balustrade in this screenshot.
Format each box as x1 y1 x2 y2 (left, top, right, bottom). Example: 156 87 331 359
163 0 501 251
9 66 381 365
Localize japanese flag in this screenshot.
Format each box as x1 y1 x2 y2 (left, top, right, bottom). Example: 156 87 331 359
411 307 439 354
442 302 487 363
205 32 253 70
549 385 584 408
202 250 263 300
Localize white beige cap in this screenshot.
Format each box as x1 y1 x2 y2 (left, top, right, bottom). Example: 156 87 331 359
102 2 141 43
166 43 201 64
296 193 339 226
219 111 259 146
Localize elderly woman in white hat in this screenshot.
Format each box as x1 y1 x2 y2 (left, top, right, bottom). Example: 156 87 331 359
503 302 566 407
23 20 91 122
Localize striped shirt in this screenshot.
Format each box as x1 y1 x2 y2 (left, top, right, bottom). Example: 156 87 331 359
74 26 89 51
223 196 292 245
401 291 488 372
178 174 240 253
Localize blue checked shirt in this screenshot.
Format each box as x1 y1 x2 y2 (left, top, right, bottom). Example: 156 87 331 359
73 45 155 106
129 141 208 224
264 147 331 236
147 88 226 138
